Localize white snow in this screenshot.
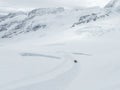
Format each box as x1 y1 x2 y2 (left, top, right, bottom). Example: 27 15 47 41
0 1 120 90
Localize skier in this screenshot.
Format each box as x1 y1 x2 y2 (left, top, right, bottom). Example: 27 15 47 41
74 60 78 63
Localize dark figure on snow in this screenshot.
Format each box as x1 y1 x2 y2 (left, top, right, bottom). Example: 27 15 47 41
74 60 78 63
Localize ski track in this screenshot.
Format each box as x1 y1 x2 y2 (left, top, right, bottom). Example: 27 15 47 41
20 53 62 59
1 53 80 90
13 62 79 90
72 52 92 56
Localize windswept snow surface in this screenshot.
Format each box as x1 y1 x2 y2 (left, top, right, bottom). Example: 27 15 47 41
0 3 120 90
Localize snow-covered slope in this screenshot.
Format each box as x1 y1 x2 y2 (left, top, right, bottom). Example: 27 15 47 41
0 1 120 90
105 0 120 12
0 7 66 38
0 6 113 38
0 12 120 90
105 0 120 8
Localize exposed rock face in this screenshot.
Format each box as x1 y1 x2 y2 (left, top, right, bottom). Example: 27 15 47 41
0 5 117 38
72 0 120 27
0 8 65 38
72 10 110 27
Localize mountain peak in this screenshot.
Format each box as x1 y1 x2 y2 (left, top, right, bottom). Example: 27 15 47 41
105 0 120 8
104 0 120 13
28 7 64 17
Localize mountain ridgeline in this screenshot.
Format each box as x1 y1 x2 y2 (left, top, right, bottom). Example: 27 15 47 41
0 0 119 38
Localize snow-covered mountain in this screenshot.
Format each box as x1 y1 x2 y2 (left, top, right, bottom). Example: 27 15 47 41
0 7 66 38
0 1 120 90
0 0 119 39
28 7 64 17
105 0 120 12
105 0 120 8
0 5 116 38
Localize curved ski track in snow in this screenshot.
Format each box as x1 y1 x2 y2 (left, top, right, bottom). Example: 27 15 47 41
1 53 80 90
